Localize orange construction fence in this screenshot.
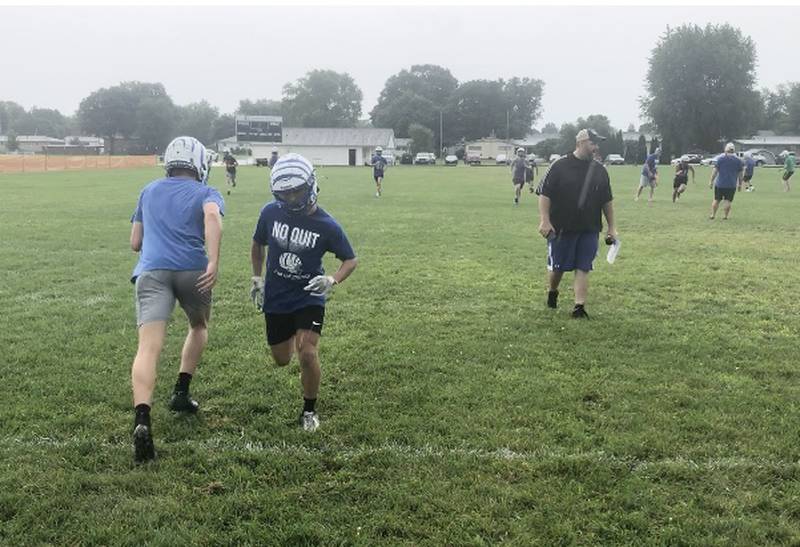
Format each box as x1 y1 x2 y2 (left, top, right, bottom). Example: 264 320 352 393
0 155 157 174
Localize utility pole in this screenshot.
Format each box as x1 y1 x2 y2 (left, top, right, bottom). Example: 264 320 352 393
439 111 443 158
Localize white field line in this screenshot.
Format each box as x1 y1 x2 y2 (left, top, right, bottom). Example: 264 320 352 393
1 436 799 472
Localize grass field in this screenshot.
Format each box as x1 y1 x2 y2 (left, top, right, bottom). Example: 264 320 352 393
2 161 800 545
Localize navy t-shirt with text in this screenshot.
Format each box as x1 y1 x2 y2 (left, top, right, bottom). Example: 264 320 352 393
253 202 356 314
371 154 388 176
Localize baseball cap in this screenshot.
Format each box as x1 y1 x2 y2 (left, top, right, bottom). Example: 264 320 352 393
576 128 606 144
725 142 735 152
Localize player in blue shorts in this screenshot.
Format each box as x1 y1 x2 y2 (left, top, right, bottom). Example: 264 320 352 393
250 154 358 431
538 129 617 318
128 136 224 463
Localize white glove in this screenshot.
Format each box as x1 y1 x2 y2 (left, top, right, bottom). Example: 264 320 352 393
303 275 336 297
250 276 264 311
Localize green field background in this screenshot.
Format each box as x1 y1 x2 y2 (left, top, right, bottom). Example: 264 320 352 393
1 163 799 545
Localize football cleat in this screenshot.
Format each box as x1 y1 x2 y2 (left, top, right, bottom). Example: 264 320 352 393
547 290 559 309
133 424 156 463
300 411 320 432
571 305 590 319
169 390 199 413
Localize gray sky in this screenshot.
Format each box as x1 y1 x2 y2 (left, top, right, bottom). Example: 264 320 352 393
0 5 795 131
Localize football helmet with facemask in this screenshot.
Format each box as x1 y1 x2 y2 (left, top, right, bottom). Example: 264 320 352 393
270 153 318 213
164 136 211 183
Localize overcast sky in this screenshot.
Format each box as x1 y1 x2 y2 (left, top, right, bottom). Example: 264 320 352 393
0 5 795 132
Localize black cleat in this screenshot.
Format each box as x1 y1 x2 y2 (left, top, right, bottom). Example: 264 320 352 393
133 424 156 463
169 390 199 413
571 305 589 319
547 290 559 309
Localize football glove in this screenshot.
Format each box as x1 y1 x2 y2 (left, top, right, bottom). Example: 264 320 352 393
303 275 336 297
250 276 264 311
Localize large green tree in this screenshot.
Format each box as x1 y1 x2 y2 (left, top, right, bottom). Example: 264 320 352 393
642 23 761 153
176 101 220 145
282 70 362 127
236 99 282 116
370 64 458 143
446 77 544 142
0 101 26 135
11 107 69 138
78 81 176 154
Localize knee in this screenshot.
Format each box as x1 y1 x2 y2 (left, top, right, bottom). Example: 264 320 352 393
297 345 319 366
271 352 292 367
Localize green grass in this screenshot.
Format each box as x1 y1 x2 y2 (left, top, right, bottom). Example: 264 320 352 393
1 162 799 545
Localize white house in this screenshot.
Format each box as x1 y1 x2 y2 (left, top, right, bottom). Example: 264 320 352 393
220 127 396 166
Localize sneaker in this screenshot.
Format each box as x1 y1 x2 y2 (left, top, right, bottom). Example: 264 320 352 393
514 198 519 206
571 305 589 319
547 290 559 309
300 411 320 432
133 424 155 463
169 390 199 413
375 192 380 198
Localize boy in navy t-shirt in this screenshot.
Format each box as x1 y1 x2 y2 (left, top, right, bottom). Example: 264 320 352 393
250 154 357 432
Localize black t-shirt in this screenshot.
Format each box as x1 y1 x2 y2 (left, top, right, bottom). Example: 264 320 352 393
539 153 613 233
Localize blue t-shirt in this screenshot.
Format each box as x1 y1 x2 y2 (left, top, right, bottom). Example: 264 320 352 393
715 154 743 189
372 155 388 175
744 157 755 176
253 202 356 314
641 153 658 177
131 177 225 279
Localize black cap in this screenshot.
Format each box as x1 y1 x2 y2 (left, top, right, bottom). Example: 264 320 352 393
576 128 606 144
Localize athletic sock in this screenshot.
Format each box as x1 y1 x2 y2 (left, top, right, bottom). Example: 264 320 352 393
303 398 317 413
175 372 192 393
135 404 151 427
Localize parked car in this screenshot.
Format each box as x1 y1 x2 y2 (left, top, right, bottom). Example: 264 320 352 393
605 154 624 165
495 154 510 165
414 152 436 165
700 155 721 166
399 152 413 165
444 154 458 166
255 157 270 167
671 153 704 165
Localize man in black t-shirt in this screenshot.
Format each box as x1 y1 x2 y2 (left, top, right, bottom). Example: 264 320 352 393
537 128 617 318
223 152 238 195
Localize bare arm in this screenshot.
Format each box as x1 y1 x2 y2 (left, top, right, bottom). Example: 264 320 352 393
251 239 266 277
130 221 143 252
331 257 358 285
197 202 222 292
537 194 554 238
709 167 718 187
602 200 617 238
688 165 695 183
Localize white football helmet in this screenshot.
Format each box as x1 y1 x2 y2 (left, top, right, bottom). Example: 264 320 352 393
164 136 210 183
270 153 318 213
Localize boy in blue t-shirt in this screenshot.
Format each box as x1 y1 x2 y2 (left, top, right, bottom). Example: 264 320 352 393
129 136 224 463
636 148 660 203
251 154 357 432
743 153 756 192
370 146 388 197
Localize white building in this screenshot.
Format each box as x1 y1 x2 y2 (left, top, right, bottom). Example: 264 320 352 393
219 127 396 166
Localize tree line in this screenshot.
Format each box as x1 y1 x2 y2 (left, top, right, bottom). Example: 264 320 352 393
1 23 799 158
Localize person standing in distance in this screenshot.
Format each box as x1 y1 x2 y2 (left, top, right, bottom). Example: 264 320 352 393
371 146 388 197
128 136 224 463
636 147 660 203
223 151 238 195
742 152 756 192
268 146 279 169
708 142 743 220
782 150 795 192
537 129 617 319
510 147 530 205
250 154 357 431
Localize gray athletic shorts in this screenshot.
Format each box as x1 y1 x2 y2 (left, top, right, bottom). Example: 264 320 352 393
134 269 211 326
640 174 656 188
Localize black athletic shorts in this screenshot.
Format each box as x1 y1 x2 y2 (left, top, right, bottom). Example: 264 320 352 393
265 306 325 345
783 171 795 181
373 173 384 182
714 187 736 202
673 175 687 188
